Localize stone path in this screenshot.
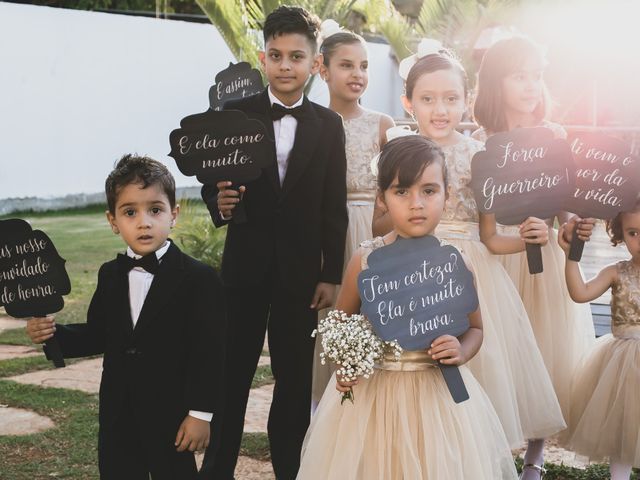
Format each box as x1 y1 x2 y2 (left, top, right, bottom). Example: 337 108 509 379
0 344 39 361
0 315 26 334
8 357 103 393
0 405 55 435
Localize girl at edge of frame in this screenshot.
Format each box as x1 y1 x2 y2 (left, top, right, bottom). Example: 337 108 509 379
298 135 517 480
473 35 597 479
374 39 567 479
311 20 395 411
557 200 640 480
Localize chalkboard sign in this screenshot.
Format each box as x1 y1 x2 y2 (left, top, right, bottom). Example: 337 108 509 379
169 109 273 185
567 133 640 260
471 127 576 273
0 219 69 367
209 62 264 111
358 235 479 402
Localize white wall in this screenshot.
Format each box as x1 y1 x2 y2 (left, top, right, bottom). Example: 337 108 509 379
0 3 404 210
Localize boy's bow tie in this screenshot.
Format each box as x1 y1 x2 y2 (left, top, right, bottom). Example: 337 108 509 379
117 252 160 275
270 103 305 121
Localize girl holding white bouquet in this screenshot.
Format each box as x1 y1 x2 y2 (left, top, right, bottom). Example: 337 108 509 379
297 135 517 479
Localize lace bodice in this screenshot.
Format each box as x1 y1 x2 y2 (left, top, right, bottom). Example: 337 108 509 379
344 110 382 194
440 136 485 223
611 260 640 329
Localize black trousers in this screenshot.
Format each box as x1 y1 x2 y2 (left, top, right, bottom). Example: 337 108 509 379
199 267 317 480
98 397 198 480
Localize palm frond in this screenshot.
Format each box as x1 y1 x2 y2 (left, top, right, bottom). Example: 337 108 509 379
196 0 261 67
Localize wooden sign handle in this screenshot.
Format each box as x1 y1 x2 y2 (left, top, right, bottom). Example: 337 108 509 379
45 337 65 368
568 225 585 262
440 364 469 403
525 243 543 274
230 182 247 224
35 313 65 368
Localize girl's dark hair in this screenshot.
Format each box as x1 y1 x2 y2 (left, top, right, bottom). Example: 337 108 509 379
405 51 469 100
263 5 320 52
473 36 550 134
320 31 366 66
377 136 448 192
105 154 175 214
606 199 640 246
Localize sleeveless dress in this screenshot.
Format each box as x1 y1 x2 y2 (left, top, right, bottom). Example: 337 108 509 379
435 136 565 447
297 238 518 480
475 122 596 421
564 260 640 466
312 110 384 406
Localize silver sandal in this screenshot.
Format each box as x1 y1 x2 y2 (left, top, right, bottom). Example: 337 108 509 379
519 463 546 480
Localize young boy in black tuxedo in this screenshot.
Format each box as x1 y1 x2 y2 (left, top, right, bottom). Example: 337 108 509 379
26 155 226 480
200 6 348 480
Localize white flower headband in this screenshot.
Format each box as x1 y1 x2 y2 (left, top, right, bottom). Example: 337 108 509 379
370 127 419 176
398 38 445 81
319 19 342 44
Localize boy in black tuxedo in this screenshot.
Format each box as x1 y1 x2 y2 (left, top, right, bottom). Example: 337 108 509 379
200 6 348 480
26 155 226 480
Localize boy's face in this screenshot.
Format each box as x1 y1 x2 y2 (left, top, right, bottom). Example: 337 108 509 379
106 183 178 257
259 33 320 103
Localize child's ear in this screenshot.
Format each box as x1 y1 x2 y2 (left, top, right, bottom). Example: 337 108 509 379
171 204 180 228
400 94 413 118
105 210 119 235
375 192 387 213
258 51 266 72
310 53 322 75
319 59 328 81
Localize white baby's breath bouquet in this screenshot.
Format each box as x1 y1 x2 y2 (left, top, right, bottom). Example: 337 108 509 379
312 310 402 404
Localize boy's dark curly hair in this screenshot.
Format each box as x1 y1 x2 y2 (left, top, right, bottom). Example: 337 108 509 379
263 5 320 52
105 154 175 214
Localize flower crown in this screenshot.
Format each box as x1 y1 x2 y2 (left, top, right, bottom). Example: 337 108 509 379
398 38 446 80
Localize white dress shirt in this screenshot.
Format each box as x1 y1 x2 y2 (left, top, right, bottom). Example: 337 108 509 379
268 87 303 185
126 241 212 422
218 88 303 221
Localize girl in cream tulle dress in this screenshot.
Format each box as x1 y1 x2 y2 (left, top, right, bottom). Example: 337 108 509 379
473 37 595 478
298 135 517 480
376 42 565 460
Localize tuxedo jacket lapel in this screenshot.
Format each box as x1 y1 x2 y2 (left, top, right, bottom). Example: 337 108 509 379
112 263 134 337
281 98 322 199
133 243 186 340
249 90 280 194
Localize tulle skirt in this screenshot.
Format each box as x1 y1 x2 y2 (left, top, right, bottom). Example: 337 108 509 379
498 227 595 421
564 326 640 466
298 366 518 479
435 221 565 447
312 196 375 406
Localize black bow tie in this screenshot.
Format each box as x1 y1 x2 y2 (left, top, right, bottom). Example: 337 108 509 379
270 103 305 121
117 252 160 275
